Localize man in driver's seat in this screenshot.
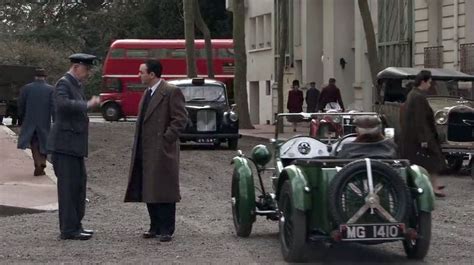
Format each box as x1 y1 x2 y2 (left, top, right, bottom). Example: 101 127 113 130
337 115 397 159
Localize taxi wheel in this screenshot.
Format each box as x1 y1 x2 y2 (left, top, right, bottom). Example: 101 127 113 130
279 181 307 262
231 170 253 237
102 103 121 122
446 155 463 172
403 212 431 260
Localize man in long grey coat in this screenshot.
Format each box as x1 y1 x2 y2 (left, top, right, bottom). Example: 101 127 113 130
48 53 100 240
17 68 54 176
124 59 188 242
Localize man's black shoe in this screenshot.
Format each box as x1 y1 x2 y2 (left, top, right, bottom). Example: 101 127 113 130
142 231 159 239
159 234 172 242
60 232 92 240
82 229 94 235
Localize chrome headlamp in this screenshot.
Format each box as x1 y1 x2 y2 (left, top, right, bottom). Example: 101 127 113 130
434 110 448 125
229 111 238 122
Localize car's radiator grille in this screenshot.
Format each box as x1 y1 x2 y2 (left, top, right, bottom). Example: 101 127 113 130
447 110 474 142
196 110 217 132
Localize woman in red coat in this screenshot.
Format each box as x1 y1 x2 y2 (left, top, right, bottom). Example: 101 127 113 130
287 80 304 132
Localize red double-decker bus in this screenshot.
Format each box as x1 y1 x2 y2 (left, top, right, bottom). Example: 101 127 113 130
99 39 234 121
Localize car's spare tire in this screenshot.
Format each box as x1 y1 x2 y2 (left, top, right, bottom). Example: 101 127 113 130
328 159 411 225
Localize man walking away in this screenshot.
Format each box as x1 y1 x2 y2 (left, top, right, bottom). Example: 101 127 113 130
48 53 101 240
318 78 344 112
17 68 54 176
124 59 188 242
305 81 320 113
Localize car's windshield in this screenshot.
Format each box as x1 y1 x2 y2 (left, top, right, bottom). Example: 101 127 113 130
427 80 472 98
178 84 226 103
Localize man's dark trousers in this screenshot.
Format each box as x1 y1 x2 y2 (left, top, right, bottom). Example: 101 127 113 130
52 152 87 236
147 203 176 235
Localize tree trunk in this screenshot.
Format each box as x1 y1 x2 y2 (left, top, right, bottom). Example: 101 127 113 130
233 0 254 129
276 0 288 133
194 0 214 78
358 0 382 88
184 0 197 77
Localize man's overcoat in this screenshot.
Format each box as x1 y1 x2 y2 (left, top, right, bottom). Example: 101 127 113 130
17 80 54 154
124 81 188 203
400 88 446 173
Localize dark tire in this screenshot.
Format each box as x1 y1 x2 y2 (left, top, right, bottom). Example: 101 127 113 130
328 160 411 225
278 181 307 262
403 212 432 260
228 138 238 150
231 169 253 237
102 103 121 121
446 155 463 172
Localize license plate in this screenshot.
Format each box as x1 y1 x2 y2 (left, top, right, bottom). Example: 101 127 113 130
340 223 405 241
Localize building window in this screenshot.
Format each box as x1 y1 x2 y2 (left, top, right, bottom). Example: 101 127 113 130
266 80 271 95
249 13 272 51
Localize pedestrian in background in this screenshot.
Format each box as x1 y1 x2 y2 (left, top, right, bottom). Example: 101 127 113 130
47 53 101 240
318 78 344 112
124 59 188 242
287 79 304 132
400 70 446 198
17 68 54 176
305 81 320 113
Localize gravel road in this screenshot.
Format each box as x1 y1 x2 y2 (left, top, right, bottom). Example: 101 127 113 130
0 122 473 264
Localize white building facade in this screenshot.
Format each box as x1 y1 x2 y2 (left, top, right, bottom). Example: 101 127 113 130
228 0 474 125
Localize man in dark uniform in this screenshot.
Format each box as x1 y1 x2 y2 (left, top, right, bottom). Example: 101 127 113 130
318 78 344 112
47 53 101 240
305 81 320 113
17 68 54 176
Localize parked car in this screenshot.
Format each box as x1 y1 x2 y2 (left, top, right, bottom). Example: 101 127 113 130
169 78 240 149
375 67 474 178
231 113 435 262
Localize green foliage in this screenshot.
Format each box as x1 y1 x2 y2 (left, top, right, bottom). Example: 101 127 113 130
0 0 232 98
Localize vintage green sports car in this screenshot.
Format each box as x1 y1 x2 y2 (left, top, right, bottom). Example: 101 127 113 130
231 113 435 262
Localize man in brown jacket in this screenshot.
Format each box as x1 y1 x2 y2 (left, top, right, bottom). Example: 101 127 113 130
400 70 446 197
318 78 344 112
124 60 188 242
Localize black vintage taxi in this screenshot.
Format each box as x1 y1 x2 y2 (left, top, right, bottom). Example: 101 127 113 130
169 78 240 149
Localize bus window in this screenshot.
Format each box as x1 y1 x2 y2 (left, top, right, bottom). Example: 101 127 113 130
103 78 122 92
216 48 234 58
171 49 186 58
110 48 125 58
126 49 149 58
150 49 170 59
127 83 147 92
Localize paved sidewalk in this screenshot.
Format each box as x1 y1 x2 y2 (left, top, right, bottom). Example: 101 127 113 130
0 125 57 216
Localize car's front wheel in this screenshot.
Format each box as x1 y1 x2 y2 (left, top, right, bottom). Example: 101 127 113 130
278 181 306 262
403 212 432 260
231 169 253 237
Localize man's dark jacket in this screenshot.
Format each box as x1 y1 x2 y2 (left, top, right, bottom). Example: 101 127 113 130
47 73 89 157
17 80 54 154
318 84 344 111
306 87 320 112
